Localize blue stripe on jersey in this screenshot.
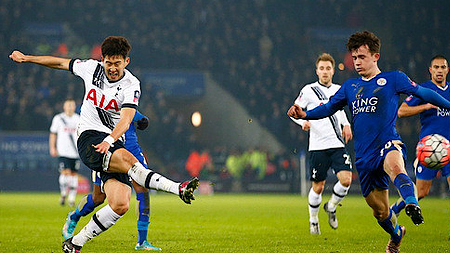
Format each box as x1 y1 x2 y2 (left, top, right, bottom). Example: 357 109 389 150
405 81 450 139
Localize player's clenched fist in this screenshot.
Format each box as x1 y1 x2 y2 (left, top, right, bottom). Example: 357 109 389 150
287 104 306 119
9 50 27 63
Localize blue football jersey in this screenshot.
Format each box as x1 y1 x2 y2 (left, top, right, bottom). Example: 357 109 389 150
328 71 419 163
404 81 450 140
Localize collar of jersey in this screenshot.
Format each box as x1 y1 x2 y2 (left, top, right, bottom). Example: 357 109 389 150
361 71 382 82
434 81 449 91
317 81 332 88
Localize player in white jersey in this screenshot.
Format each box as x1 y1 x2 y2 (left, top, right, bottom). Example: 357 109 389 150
50 99 81 207
10 36 199 253
290 53 353 235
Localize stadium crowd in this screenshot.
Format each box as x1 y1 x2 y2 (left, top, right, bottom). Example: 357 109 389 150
1 0 450 184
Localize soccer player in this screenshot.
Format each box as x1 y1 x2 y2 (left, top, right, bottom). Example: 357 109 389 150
62 110 161 250
289 53 353 235
50 99 81 207
287 31 450 253
9 36 199 253
391 55 450 218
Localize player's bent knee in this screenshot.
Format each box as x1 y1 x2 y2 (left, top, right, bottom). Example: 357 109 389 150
109 201 129 215
312 182 325 193
373 208 390 221
340 177 352 187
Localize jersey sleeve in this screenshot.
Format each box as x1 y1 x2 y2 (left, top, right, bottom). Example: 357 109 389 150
291 88 308 126
49 115 59 133
294 88 308 110
70 59 99 80
404 94 423 107
122 79 141 109
337 109 351 126
413 85 450 109
133 110 145 121
394 71 419 95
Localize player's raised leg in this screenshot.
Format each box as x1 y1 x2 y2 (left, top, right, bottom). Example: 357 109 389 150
384 150 423 225
108 148 199 204
365 189 405 253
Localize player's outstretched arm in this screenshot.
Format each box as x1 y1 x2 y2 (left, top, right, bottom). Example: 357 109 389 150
397 102 437 118
9 50 70 70
414 85 450 110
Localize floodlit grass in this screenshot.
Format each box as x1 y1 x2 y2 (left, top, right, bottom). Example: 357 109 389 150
0 192 449 252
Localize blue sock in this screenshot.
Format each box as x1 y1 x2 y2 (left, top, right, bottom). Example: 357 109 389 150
393 173 419 206
391 199 406 214
378 209 403 243
136 192 150 244
70 194 97 222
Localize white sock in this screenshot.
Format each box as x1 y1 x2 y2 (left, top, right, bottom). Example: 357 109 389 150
72 204 122 247
68 175 78 204
59 174 68 197
327 181 350 211
308 188 322 223
127 162 180 194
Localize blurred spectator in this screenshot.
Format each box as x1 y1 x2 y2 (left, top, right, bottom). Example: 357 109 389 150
185 150 201 178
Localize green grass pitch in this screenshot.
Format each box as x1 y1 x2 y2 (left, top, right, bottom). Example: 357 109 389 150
0 192 449 252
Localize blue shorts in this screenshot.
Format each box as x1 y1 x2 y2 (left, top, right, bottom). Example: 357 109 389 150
416 159 450 180
356 140 407 197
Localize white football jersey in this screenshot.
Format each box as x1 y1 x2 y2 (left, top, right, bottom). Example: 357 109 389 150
291 81 351 151
70 59 141 139
50 112 80 159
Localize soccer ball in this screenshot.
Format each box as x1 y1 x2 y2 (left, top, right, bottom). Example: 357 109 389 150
416 134 450 169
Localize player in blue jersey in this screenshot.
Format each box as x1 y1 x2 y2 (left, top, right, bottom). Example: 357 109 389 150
62 110 161 251
391 55 450 219
288 31 450 253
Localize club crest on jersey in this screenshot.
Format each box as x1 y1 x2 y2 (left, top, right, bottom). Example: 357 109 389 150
377 78 387 86
86 88 119 112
